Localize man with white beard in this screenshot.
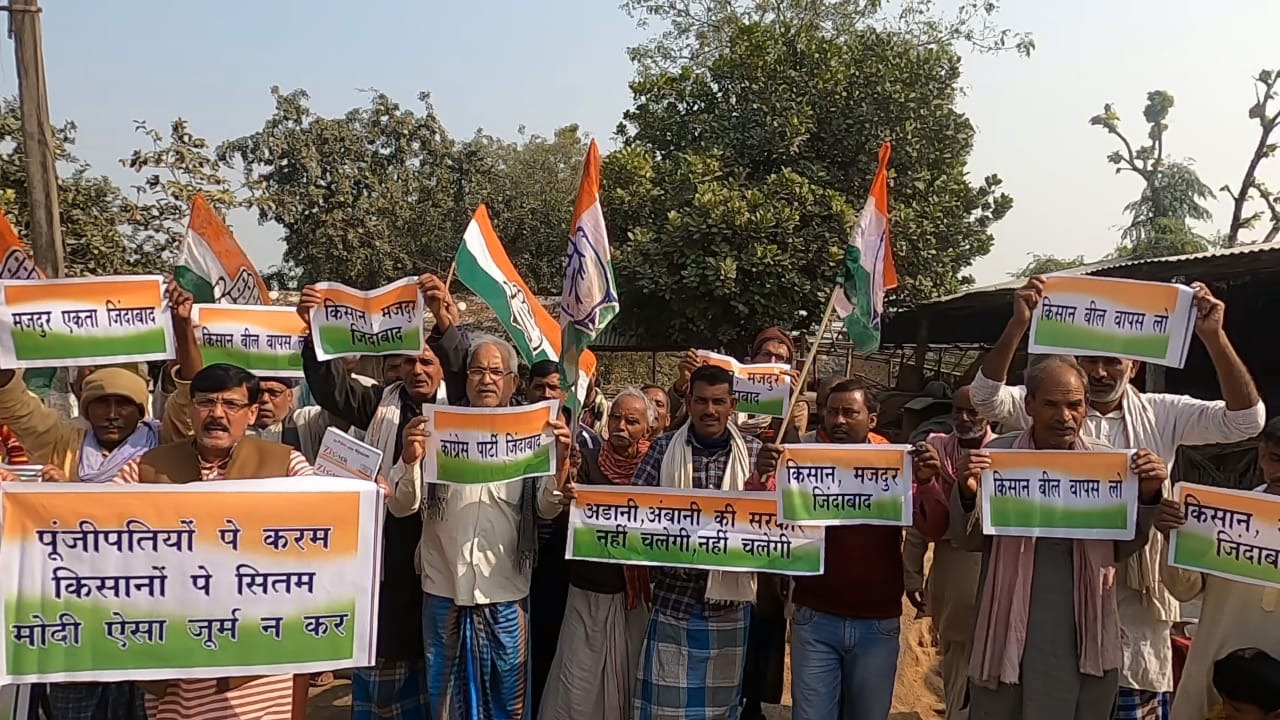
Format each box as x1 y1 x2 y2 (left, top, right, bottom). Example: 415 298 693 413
970 276 1264 720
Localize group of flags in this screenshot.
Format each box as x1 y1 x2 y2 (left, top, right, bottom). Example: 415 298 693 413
0 139 900 397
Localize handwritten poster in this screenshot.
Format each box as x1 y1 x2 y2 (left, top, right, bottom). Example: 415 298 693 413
1029 275 1196 368
777 444 913 526
981 449 1138 540
421 400 558 485
0 275 175 369
1170 483 1280 589
314 428 384 483
0 478 383 683
567 485 824 575
193 304 308 378
696 350 793 418
307 278 424 361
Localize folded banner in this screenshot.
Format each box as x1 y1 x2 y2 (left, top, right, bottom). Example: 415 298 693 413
422 400 558 485
777 444 913 526
0 478 383 683
0 275 174 369
307 278 424 361
314 428 383 483
1029 275 1196 368
981 449 1137 540
193 304 308 378
1170 483 1280 589
695 350 792 418
567 485 825 575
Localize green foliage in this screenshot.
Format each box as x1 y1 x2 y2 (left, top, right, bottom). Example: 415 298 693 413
605 20 1011 348
1090 91 1216 260
620 0 1033 76
1010 253 1085 278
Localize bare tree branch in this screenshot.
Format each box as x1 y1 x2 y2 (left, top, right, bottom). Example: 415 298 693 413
1227 69 1280 247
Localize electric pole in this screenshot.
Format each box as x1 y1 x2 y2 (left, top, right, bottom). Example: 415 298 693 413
8 0 64 278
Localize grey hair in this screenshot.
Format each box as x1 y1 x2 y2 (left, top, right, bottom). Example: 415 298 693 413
466 333 520 373
613 387 658 426
1025 355 1087 397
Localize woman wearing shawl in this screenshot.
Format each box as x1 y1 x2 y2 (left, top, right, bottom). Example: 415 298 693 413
539 388 656 720
951 356 1168 720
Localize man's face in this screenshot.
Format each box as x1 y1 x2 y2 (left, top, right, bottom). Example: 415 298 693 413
84 396 143 449
688 380 735 438
383 356 406 384
255 381 293 429
527 372 564 404
752 339 791 365
643 387 670 435
403 349 445 402
1077 356 1137 405
1258 441 1280 492
191 385 258 452
1025 368 1087 449
824 390 875 443
467 345 514 408
951 387 990 440
607 395 652 454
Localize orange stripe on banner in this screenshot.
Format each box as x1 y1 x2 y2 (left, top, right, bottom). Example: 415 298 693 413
3 277 160 307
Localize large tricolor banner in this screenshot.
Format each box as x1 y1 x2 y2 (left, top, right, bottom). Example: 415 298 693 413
176 195 269 305
0 478 383 683
0 276 175 368
455 205 596 402
980 449 1139 540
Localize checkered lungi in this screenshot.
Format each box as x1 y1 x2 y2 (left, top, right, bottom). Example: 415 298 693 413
633 603 751 720
352 659 430 720
1114 687 1172 720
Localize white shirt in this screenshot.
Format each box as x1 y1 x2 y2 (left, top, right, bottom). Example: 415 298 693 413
388 460 563 606
970 370 1266 693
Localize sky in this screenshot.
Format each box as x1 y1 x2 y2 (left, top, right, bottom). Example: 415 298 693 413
10 0 1280 287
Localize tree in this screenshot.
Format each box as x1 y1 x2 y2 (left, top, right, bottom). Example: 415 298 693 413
1223 68 1280 246
620 0 1033 76
1010 253 1085 278
1090 91 1216 259
454 125 588 293
605 20 1012 349
219 87 461 288
119 118 260 268
0 97 152 276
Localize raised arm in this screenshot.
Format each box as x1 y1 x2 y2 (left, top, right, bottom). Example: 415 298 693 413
419 273 469 404
0 369 76 465
972 277 1043 430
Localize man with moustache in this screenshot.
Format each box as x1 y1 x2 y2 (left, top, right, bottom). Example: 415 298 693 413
758 379 949 720
972 277 1264 720
298 273 468 720
111 363 317 720
388 334 573 720
956 356 1169 720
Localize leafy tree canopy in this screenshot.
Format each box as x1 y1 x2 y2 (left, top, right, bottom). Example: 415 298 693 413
1010 253 1086 278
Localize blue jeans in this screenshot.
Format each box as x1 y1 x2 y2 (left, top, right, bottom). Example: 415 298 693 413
790 606 900 720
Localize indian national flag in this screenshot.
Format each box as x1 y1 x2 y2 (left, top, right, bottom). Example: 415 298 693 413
175 195 268 305
834 142 897 353
558 140 617 412
455 205 597 401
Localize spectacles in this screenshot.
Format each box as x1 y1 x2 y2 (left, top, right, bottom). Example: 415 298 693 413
193 396 253 413
259 387 289 400
467 367 511 380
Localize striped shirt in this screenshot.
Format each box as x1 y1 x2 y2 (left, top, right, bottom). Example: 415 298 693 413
0 424 28 464
112 445 313 720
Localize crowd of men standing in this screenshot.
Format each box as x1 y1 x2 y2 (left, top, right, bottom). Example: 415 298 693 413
0 272 1278 720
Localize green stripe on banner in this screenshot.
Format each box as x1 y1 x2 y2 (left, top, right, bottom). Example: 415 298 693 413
12 328 167 362
434 444 553 485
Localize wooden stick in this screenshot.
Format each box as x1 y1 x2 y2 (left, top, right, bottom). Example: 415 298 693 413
444 261 457 291
788 288 839 414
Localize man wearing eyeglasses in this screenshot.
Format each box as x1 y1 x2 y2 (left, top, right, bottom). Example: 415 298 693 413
111 362 317 720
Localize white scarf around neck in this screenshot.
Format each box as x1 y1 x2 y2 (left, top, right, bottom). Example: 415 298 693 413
366 383 403 479
660 422 756 603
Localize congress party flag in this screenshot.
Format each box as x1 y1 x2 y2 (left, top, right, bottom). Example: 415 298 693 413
834 143 897 354
454 205 596 402
558 140 618 414
0 211 40 281
176 195 269 305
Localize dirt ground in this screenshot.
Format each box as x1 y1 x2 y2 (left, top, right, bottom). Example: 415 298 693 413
308 560 945 719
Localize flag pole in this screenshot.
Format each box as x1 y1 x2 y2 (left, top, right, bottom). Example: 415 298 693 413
444 261 457 291
787 288 839 416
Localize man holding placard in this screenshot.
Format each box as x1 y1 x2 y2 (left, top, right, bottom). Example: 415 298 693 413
298 273 467 720
972 275 1263 720
757 379 948 720
388 333 573 720
955 356 1169 720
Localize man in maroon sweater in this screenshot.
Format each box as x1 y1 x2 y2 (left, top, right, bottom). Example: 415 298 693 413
759 379 950 720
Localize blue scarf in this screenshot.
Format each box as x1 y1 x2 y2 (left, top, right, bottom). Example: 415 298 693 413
77 420 160 483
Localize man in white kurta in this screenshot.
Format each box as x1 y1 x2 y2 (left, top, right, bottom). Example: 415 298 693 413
971 277 1264 719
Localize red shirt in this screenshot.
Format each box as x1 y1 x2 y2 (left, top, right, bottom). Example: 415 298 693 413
791 432 950 619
